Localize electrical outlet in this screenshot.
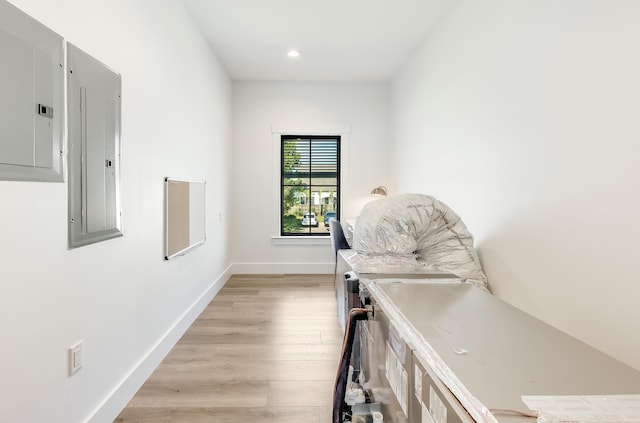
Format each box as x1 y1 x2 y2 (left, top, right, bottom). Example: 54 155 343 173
69 340 83 375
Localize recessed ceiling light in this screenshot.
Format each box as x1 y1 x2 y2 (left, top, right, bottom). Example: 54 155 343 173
287 49 301 58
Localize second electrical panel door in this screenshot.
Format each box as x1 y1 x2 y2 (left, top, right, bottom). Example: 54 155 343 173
67 43 122 248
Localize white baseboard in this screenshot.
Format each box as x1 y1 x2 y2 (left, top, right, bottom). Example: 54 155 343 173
88 264 233 423
231 262 334 275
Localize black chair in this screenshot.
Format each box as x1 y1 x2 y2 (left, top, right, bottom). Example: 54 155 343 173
329 219 351 259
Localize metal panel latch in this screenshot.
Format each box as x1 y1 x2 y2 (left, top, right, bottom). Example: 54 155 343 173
37 104 53 118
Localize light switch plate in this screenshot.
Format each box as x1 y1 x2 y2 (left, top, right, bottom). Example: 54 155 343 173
69 340 83 375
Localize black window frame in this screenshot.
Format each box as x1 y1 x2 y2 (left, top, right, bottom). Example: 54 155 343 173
280 135 341 236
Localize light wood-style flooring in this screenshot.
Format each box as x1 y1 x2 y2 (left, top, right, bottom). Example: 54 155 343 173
115 274 342 423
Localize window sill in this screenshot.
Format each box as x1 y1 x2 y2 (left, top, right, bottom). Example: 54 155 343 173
271 236 331 246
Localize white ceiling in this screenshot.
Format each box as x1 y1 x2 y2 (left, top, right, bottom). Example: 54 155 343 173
180 0 454 82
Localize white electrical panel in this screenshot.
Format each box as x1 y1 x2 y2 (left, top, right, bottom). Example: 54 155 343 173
0 0 64 182
67 43 123 248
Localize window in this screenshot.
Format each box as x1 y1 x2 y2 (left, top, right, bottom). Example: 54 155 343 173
281 135 340 236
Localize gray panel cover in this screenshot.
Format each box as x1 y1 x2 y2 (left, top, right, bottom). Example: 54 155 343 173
0 0 63 181
67 43 122 248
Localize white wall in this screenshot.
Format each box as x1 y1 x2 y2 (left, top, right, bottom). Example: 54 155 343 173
231 82 389 273
391 0 640 369
0 1 232 422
